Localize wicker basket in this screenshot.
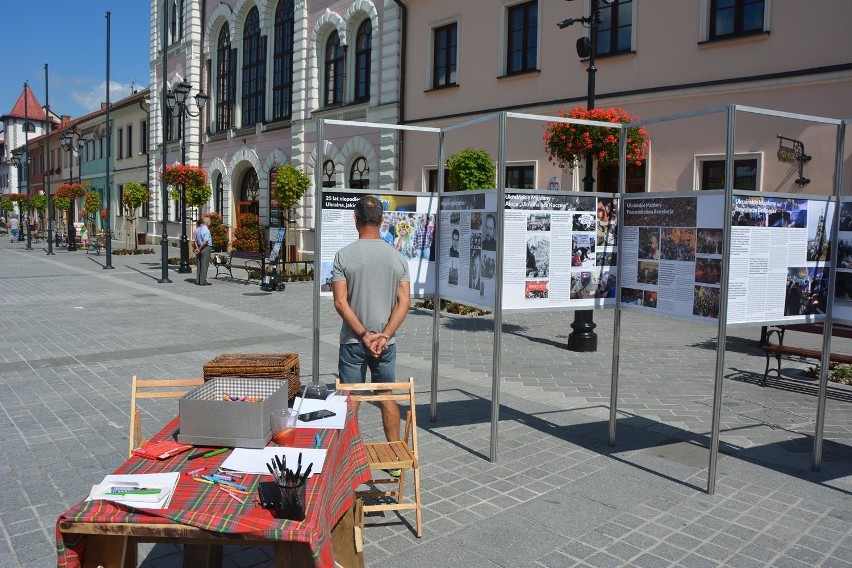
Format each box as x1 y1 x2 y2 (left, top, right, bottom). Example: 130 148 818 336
203 353 301 402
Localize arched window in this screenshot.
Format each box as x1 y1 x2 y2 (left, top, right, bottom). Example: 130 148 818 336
214 173 224 213
349 157 369 189
324 32 344 107
273 0 295 121
239 169 260 216
216 25 234 131
354 20 371 102
322 159 336 187
241 7 266 126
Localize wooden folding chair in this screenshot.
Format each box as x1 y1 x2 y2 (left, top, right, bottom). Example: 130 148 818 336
335 378 422 538
129 375 204 457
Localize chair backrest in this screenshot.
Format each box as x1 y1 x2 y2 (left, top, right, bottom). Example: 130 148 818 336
335 379 417 448
129 375 204 457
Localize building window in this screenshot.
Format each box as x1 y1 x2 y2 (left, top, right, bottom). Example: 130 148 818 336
597 0 632 55
426 168 453 192
322 159 336 187
700 158 758 191
506 165 535 189
169 0 181 45
241 7 266 127
506 1 537 75
214 173 224 213
433 22 457 89
349 157 369 189
354 20 371 102
272 0 295 121
142 185 150 219
140 120 148 153
216 25 234 131
117 128 124 160
165 105 175 142
324 32 344 106
127 125 133 157
178 0 184 40
710 0 765 40
598 162 647 193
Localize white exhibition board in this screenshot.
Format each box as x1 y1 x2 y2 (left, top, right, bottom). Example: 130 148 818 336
318 190 437 297
728 193 833 325
438 190 499 310
835 197 852 324
619 192 725 322
501 191 619 310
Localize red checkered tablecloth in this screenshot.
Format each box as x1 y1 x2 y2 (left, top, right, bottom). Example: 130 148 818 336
56 398 370 568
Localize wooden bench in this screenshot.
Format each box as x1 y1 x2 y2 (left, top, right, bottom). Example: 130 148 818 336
212 250 264 283
760 323 852 385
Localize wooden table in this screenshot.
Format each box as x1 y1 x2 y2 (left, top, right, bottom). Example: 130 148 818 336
57 399 371 568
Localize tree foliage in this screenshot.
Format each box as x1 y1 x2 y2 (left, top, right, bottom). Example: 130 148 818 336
273 164 310 208
31 193 48 212
446 148 496 191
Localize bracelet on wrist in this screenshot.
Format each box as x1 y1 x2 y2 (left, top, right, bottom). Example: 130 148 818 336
357 329 368 340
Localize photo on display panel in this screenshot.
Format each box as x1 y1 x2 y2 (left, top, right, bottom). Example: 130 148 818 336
570 271 598 300
571 234 595 267
471 212 482 230
597 251 617 266
637 261 659 285
839 237 852 269
806 206 831 262
596 198 618 246
785 266 829 316
660 227 696 262
638 227 660 260
840 202 852 231
527 235 550 277
695 257 722 285
573 213 596 232
693 285 720 318
527 213 551 232
835 272 852 306
525 280 549 299
481 252 496 279
469 249 482 290
621 287 644 305
696 228 723 255
482 213 497 250
448 259 459 286
643 290 658 308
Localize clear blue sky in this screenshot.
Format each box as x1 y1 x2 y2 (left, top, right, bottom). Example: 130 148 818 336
2 1 150 123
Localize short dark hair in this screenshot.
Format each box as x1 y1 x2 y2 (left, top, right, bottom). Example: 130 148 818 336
354 196 383 225
452 229 459 238
486 213 496 226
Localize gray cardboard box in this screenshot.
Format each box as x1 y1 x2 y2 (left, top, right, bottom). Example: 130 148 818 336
177 377 289 448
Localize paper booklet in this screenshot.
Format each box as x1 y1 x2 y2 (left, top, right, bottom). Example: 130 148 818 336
220 448 327 475
88 472 180 509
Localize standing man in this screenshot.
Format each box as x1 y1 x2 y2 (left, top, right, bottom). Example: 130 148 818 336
194 216 212 285
9 215 19 243
332 196 410 451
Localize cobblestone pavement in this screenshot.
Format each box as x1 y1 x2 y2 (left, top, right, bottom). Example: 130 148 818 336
0 239 850 567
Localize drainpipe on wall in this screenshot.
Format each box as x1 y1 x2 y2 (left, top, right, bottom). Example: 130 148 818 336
392 0 407 188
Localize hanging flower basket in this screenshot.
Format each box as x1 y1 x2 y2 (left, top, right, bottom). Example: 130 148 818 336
544 107 650 169
56 183 87 199
164 164 208 190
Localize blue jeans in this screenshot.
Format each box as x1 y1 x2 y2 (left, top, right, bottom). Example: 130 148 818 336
10 229 19 241
338 343 397 383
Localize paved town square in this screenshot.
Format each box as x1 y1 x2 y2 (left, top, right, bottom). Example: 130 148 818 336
1 241 850 567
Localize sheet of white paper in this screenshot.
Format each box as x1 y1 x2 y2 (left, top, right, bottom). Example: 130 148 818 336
293 395 347 429
220 447 327 475
88 472 180 510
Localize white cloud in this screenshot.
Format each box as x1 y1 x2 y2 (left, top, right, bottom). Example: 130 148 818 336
71 80 138 113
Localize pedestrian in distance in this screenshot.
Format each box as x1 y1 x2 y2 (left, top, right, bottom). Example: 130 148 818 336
332 196 410 472
194 216 212 285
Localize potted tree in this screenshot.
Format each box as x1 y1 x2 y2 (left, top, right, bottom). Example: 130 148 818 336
31 193 48 233
272 164 311 276
122 182 150 250
446 147 496 191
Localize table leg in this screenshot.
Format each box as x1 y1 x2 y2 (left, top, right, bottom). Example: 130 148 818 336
80 534 131 568
183 544 223 568
330 499 365 568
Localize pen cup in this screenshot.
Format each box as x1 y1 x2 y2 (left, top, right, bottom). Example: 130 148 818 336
270 409 298 446
274 479 306 521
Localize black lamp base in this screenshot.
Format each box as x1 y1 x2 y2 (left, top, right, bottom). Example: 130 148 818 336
566 310 598 352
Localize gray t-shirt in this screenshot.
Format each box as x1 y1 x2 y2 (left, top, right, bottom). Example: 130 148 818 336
332 238 410 345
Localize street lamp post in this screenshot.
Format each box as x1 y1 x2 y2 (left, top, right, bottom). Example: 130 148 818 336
165 80 208 274
23 83 34 250
60 129 84 251
559 0 606 353
10 152 31 242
